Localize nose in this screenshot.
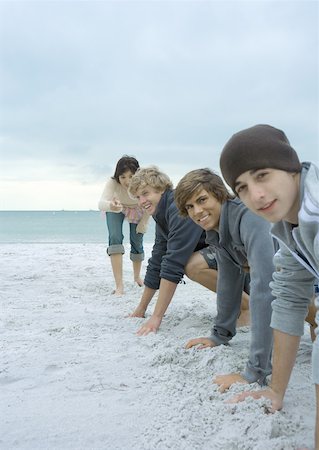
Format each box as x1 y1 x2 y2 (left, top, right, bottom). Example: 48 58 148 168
193 203 203 216
250 184 265 203
138 195 145 206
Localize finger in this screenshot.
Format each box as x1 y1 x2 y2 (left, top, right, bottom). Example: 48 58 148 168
136 328 145 336
138 330 149 336
219 384 228 393
140 330 148 336
226 394 245 404
198 344 209 349
138 327 155 336
226 395 239 404
243 392 260 400
226 392 252 404
266 405 276 414
142 329 151 336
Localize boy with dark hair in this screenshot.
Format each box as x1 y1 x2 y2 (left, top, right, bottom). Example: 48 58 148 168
175 168 275 389
220 124 318 449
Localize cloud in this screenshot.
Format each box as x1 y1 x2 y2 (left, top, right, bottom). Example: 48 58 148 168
0 0 318 208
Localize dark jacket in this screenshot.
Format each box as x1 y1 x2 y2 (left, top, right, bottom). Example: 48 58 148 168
144 189 206 290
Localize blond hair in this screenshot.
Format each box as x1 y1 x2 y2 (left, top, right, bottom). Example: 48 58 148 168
175 168 233 217
129 166 173 197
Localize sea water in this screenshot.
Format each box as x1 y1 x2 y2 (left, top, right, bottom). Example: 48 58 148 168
0 211 155 244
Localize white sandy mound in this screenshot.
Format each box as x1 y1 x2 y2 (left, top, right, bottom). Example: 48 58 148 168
1 243 315 449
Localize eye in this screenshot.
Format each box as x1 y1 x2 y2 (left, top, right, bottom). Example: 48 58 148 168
256 171 269 180
185 205 193 211
235 185 245 195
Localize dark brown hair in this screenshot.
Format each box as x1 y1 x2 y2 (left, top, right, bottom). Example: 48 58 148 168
175 168 233 217
112 155 140 183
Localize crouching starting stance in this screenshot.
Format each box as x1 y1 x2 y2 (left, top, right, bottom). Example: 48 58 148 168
175 168 276 391
128 166 250 335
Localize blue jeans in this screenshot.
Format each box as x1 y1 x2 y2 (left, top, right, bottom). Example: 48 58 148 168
105 212 144 261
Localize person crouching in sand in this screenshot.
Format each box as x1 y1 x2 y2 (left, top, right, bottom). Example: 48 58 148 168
175 168 275 391
219 123 318 449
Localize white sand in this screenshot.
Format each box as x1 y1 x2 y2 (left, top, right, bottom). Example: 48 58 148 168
1 243 315 449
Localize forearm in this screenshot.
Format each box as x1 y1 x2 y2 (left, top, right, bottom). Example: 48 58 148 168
211 263 243 344
98 181 115 211
98 199 111 211
136 212 149 234
137 286 157 312
270 329 300 399
243 287 273 383
152 279 178 320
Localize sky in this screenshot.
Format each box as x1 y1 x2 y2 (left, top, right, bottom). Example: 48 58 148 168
0 0 318 211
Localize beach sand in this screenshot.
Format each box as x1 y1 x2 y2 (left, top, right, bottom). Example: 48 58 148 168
1 243 315 449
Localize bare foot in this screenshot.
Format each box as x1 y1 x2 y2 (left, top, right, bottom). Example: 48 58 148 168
112 287 124 296
237 309 250 327
134 277 144 287
310 325 316 342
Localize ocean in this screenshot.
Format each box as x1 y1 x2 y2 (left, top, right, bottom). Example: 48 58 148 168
0 211 156 244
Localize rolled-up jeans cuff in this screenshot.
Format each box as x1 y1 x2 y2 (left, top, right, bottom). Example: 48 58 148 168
130 252 144 262
107 244 125 255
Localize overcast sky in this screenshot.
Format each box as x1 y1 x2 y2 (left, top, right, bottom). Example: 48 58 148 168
0 0 318 210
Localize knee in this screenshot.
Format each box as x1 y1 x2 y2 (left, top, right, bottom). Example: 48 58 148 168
185 259 198 281
108 228 124 245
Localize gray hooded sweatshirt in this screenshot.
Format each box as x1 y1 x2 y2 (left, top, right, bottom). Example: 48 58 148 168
269 163 319 383
206 198 276 384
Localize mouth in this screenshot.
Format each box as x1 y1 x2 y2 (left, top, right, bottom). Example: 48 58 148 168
258 200 276 212
143 203 152 212
198 214 209 223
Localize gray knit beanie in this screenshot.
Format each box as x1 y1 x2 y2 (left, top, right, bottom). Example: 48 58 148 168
220 124 302 191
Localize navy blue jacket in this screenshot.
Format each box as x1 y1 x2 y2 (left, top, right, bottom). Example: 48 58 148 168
144 189 206 290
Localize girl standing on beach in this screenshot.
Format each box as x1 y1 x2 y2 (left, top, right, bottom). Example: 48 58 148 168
98 156 150 296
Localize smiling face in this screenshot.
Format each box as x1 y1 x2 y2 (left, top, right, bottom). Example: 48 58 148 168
118 170 134 190
184 188 222 231
135 185 164 216
234 168 300 224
